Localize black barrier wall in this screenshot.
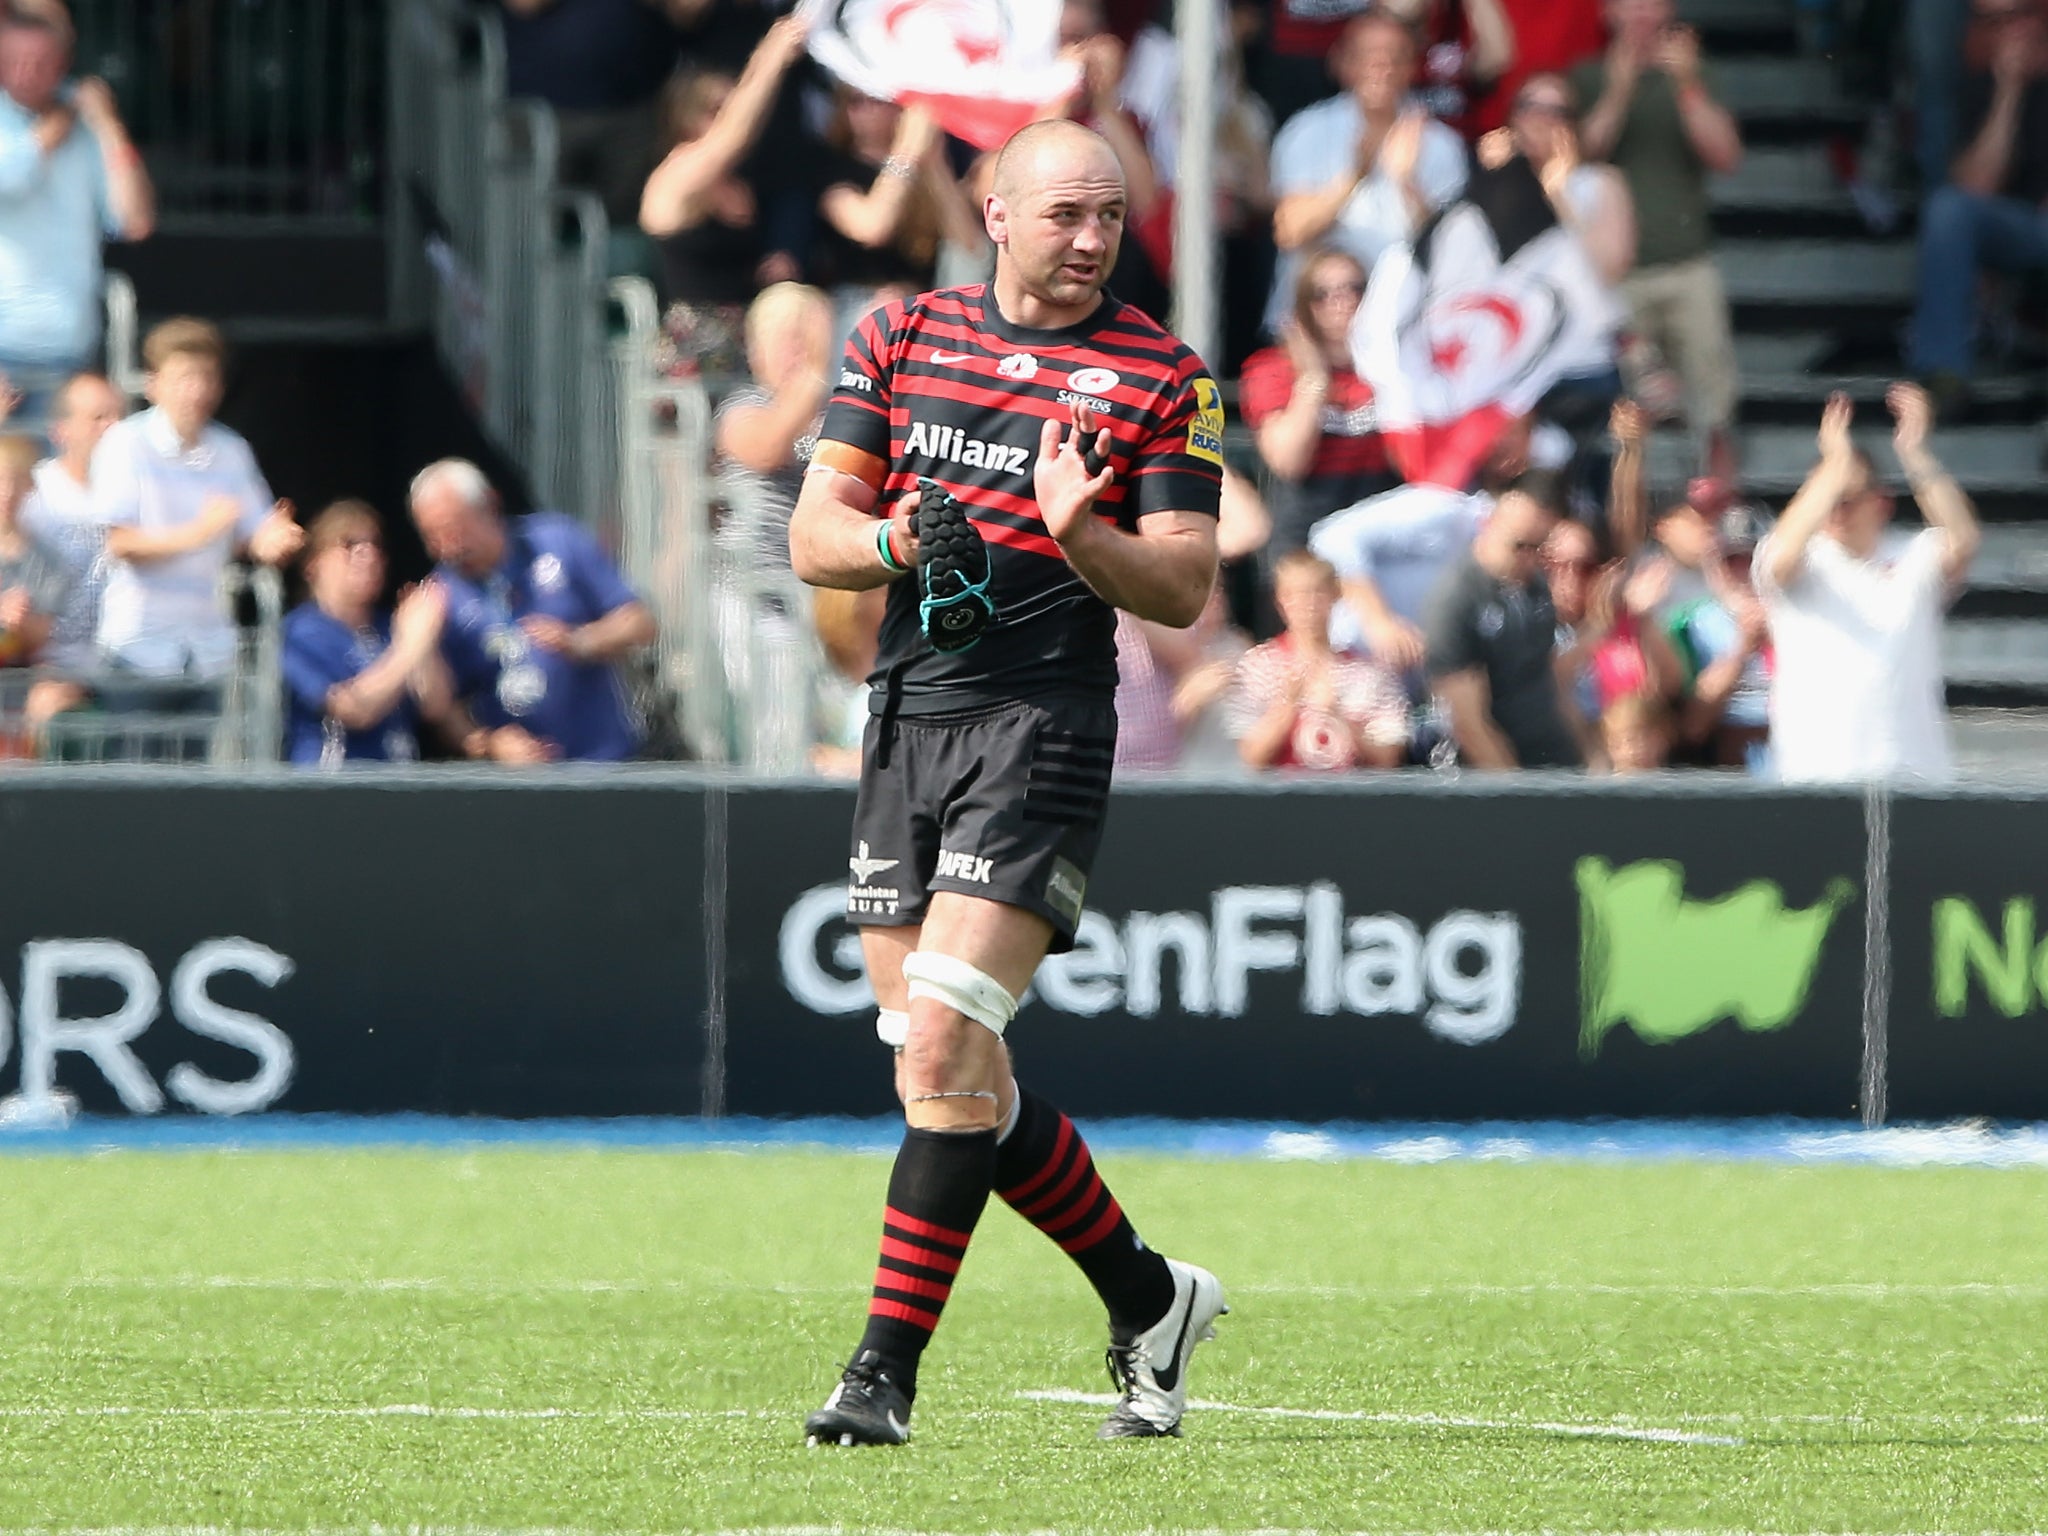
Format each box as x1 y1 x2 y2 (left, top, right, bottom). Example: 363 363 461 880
0 775 706 1116
1 769 2038 1122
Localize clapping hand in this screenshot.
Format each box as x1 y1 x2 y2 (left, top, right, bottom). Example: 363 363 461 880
1816 391 1855 466
248 499 304 565
0 586 28 633
1887 380 1934 461
1656 23 1702 84
519 614 581 660
1621 555 1672 617
1034 400 1115 544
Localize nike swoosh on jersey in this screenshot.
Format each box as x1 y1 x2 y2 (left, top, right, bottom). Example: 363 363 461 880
929 350 974 364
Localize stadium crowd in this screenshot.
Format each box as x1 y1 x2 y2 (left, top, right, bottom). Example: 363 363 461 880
0 0 2018 782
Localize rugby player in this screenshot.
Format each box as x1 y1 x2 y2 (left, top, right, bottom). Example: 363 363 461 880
787 117 1229 1447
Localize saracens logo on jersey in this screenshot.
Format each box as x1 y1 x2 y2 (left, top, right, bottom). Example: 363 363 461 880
904 420 1032 475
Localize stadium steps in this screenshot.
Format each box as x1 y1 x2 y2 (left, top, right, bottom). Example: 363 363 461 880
1679 0 2048 709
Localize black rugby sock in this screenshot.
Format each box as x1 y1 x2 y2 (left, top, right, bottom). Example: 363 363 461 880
855 1125 998 1396
996 1087 1176 1335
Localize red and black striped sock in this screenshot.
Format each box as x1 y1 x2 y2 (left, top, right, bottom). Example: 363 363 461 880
854 1125 997 1395
996 1088 1175 1335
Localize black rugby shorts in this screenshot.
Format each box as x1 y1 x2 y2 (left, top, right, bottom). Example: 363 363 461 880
845 697 1117 953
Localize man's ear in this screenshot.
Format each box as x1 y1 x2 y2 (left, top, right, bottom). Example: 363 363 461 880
983 192 1008 248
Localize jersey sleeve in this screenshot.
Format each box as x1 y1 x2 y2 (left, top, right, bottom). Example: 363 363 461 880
557 518 640 618
1124 355 1226 521
812 300 902 488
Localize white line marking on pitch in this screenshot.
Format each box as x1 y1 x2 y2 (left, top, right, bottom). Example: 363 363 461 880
1017 1390 1746 1446
0 1405 761 1421
6 1275 2046 1300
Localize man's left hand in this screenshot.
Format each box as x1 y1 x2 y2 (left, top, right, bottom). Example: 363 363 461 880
1888 380 1935 462
520 614 583 660
1035 403 1115 546
1657 24 1702 85
72 78 124 134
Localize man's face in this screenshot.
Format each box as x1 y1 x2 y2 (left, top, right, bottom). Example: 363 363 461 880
1487 492 1555 582
1510 77 1573 162
311 527 387 611
1656 505 1717 569
988 146 1125 310
1303 255 1366 345
1607 0 1672 49
412 485 501 576
1830 462 1896 557
1274 567 1337 642
1341 19 1417 115
147 354 224 439
52 377 124 463
0 26 67 114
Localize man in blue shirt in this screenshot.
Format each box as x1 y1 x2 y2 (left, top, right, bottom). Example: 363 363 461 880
0 12 154 425
409 458 656 763
282 500 460 767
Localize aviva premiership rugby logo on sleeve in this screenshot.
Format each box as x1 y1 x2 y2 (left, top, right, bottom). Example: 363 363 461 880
1187 375 1225 467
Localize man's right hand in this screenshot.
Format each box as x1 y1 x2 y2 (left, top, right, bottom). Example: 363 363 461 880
1816 391 1855 465
487 724 558 764
72 78 124 134
1366 614 1428 672
32 105 74 154
0 586 28 633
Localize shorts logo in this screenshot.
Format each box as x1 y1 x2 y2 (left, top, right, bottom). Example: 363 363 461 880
1046 858 1087 925
997 353 1038 381
849 840 904 915
1186 375 1226 467
935 848 994 884
1068 366 1120 394
838 368 874 392
904 420 1031 476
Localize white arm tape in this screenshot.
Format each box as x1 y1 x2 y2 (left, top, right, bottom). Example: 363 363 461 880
876 1008 910 1048
901 951 1019 1038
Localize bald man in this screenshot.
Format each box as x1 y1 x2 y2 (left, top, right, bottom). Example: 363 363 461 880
789 117 1228 1447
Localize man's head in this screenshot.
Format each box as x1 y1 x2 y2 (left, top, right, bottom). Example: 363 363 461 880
50 372 123 468
1827 446 1894 559
1603 690 1673 773
142 318 227 441
1509 72 1577 163
1272 550 1340 645
0 14 70 116
744 281 834 391
1654 476 1730 570
1978 0 2048 70
0 433 38 522
1711 502 1770 586
1476 470 1566 582
409 458 506 579
1059 0 1106 48
303 499 387 614
1605 0 1674 51
986 119 1125 316
1333 12 1418 115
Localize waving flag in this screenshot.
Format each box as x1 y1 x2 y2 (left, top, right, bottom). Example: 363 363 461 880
803 0 1082 150
1351 158 1621 490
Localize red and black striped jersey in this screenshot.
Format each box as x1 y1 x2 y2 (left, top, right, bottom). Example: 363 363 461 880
817 284 1224 713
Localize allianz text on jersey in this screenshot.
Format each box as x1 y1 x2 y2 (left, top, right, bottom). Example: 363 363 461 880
780 883 1520 1044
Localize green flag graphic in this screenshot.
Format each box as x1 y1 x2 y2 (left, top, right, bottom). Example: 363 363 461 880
1576 858 1854 1059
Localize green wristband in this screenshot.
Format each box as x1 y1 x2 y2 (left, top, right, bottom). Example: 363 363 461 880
876 518 907 574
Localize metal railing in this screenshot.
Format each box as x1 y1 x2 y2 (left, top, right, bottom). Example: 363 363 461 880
72 0 384 223
388 0 618 526
0 565 285 767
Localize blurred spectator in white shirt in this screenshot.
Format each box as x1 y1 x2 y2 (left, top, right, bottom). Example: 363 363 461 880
1756 385 1979 784
0 11 153 428
19 370 120 731
92 319 301 696
1267 11 1468 336
1231 550 1409 771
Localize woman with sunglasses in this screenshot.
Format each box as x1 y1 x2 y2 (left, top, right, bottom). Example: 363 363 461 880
281 500 459 768
1238 246 1397 555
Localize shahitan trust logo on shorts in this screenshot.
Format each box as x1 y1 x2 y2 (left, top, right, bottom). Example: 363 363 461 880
848 842 902 916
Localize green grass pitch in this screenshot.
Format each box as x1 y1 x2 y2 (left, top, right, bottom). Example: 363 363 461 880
2 1145 2046 1533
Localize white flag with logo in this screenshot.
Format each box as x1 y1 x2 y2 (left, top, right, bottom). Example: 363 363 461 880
1350 158 1621 490
803 0 1081 150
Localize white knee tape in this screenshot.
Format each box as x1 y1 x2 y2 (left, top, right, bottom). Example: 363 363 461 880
875 1008 909 1049
901 952 1018 1038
